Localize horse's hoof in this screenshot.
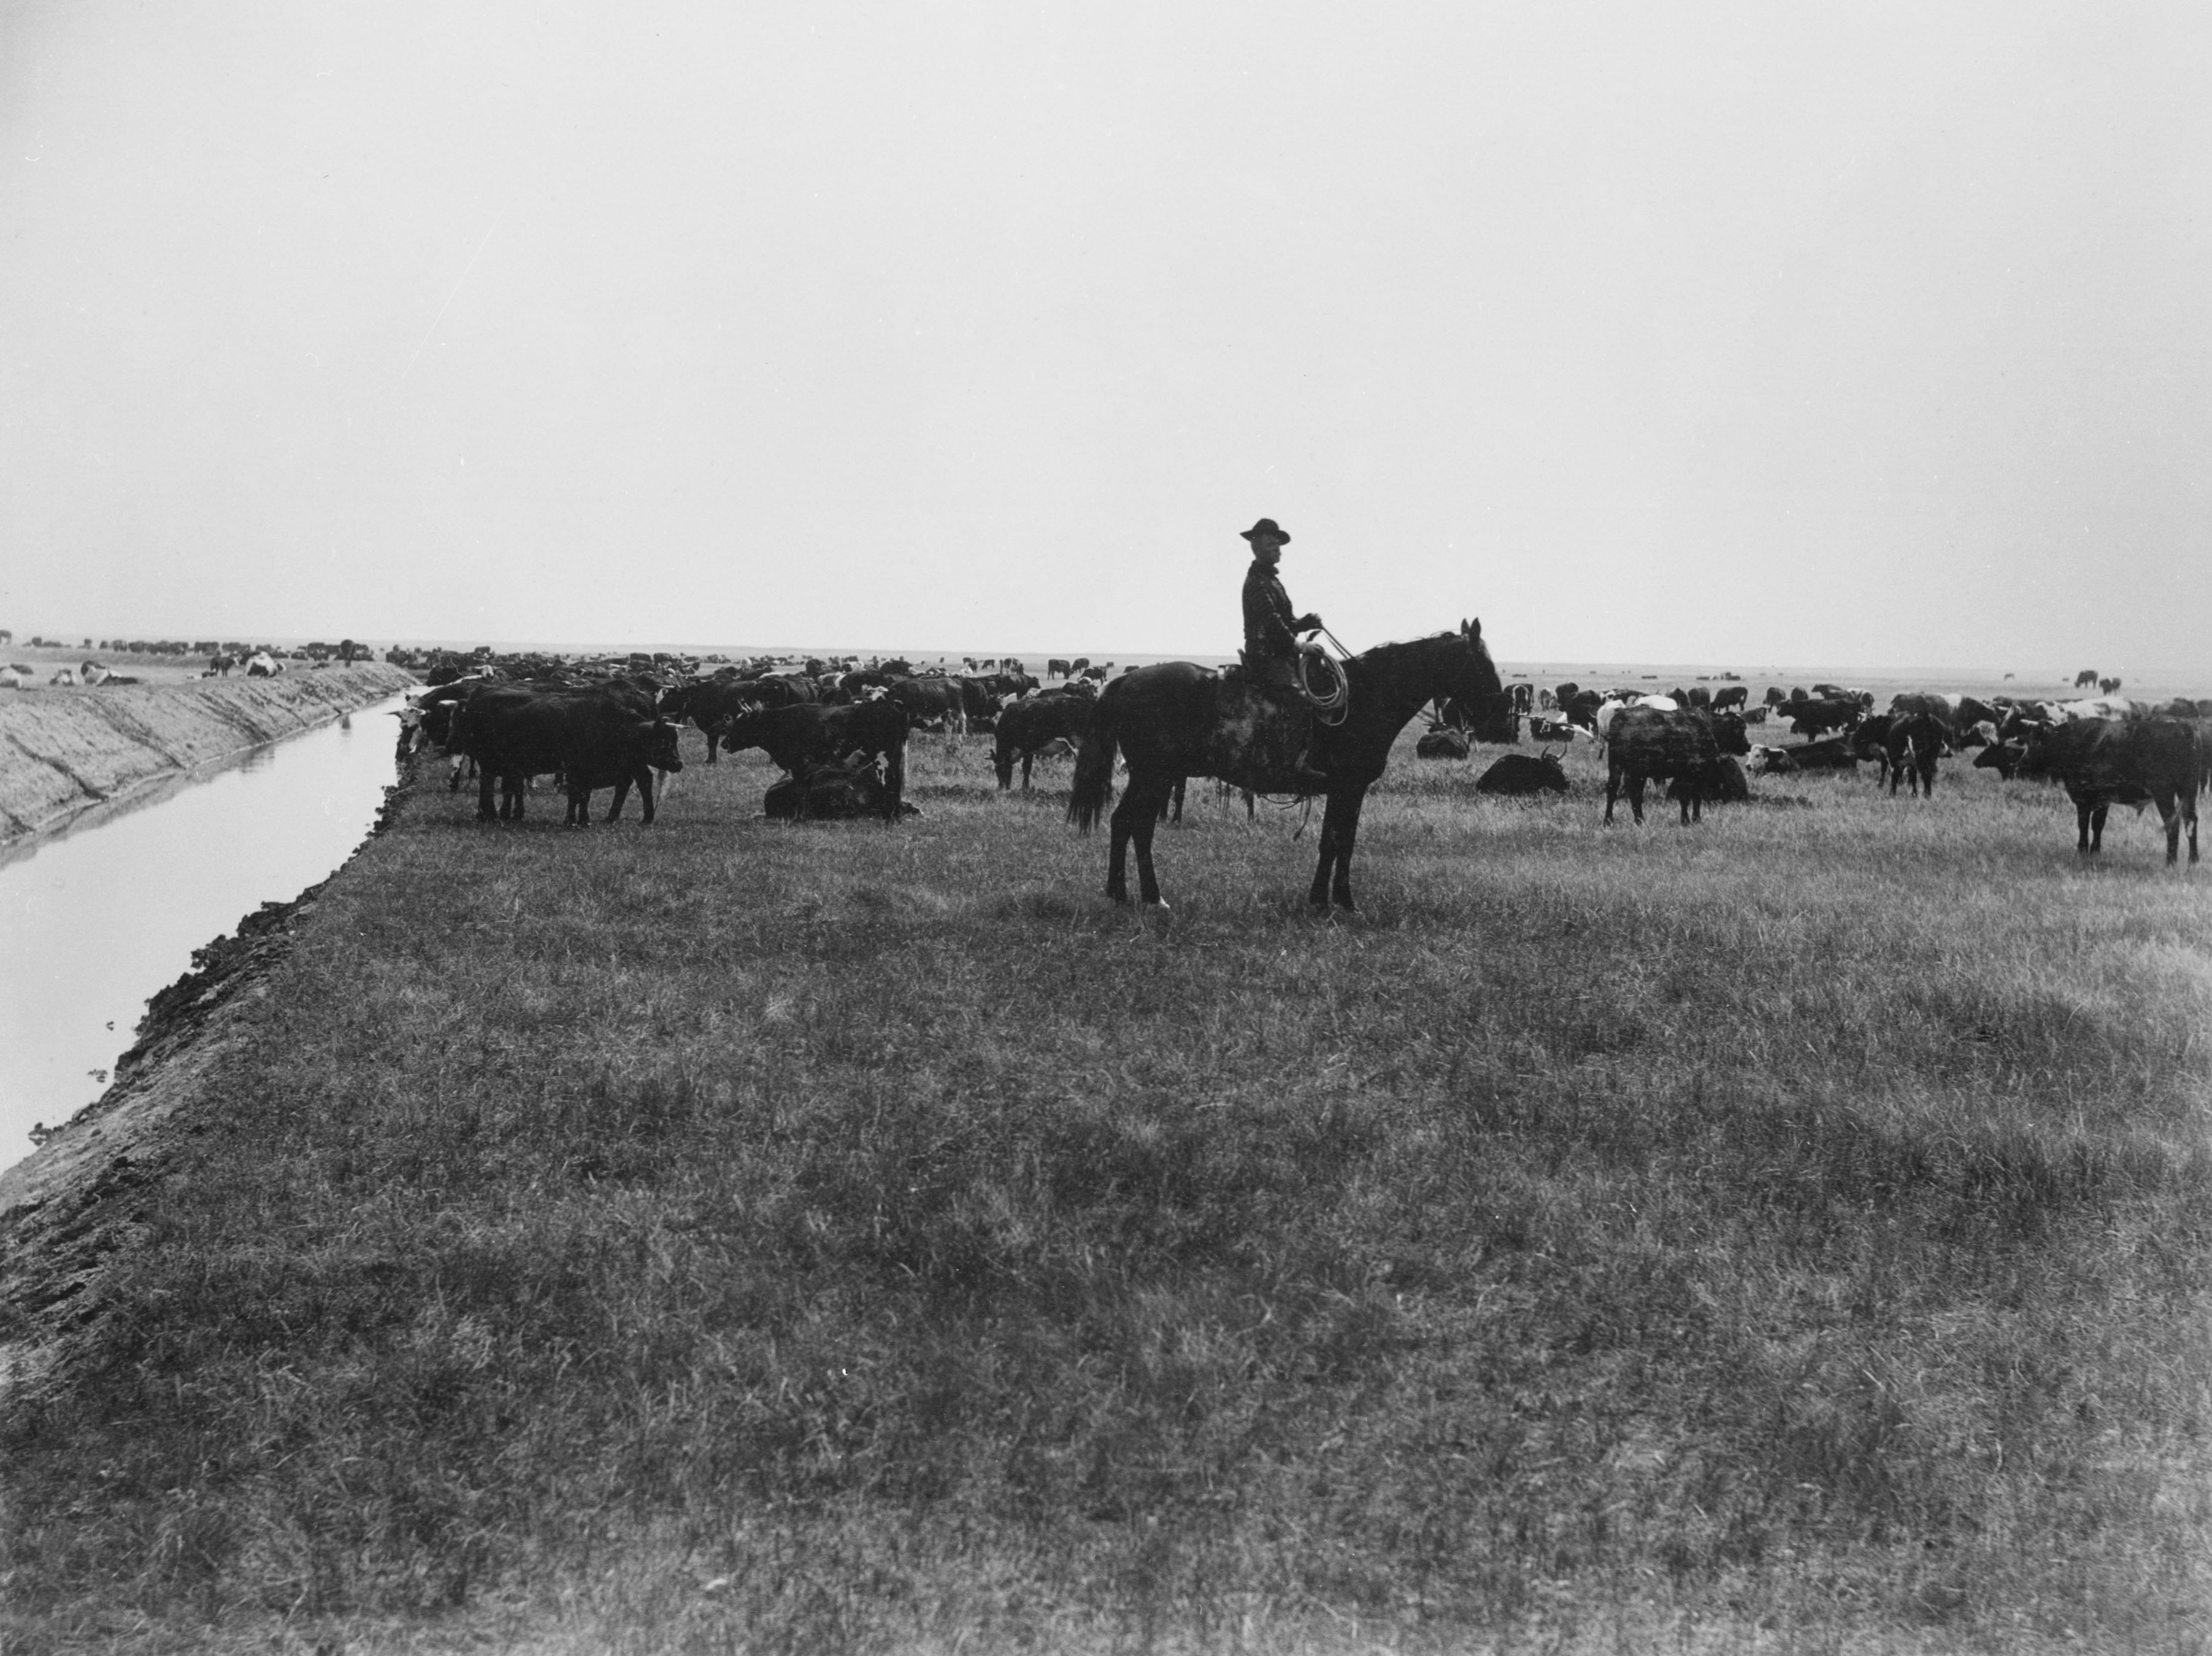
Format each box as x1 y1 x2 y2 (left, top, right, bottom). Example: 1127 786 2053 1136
1143 898 1171 911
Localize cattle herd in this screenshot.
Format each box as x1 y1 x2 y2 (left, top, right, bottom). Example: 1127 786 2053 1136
391 651 2207 868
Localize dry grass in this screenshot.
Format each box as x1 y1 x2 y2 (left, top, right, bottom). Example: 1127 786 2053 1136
4 727 2209 1654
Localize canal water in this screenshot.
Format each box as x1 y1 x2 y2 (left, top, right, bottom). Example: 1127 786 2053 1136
0 695 407 1175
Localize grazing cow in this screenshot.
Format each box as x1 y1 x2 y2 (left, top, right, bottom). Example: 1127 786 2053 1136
1786 697 1862 739
245 651 283 677
2075 669 2100 689
1475 752 1567 795
1668 756 1748 807
1416 724 1472 761
449 686 685 826
1886 713 1945 797
2099 677 2122 695
994 692 1095 790
1849 714 1897 783
1973 741 2026 780
888 675 967 734
1710 685 1748 712
2019 718 2199 863
1047 658 1072 679
719 701 912 821
1603 707 1746 824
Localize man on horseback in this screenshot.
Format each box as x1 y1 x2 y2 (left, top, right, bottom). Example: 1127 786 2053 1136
1240 518 1323 687
1232 517 1331 791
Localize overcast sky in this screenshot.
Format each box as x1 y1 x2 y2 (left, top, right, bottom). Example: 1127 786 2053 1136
2 2 2206 673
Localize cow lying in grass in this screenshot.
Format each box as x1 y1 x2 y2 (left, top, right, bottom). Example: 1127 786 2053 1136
1476 753 1567 795
721 701 911 822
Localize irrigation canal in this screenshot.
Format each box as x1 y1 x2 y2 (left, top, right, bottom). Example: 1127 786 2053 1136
0 694 408 1174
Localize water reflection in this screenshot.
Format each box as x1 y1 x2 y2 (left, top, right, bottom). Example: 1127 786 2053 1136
0 695 405 1173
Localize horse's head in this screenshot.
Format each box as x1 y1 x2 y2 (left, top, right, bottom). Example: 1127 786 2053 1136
1456 618 1503 705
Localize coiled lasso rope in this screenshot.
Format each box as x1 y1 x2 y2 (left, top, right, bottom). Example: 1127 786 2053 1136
1296 638 1350 727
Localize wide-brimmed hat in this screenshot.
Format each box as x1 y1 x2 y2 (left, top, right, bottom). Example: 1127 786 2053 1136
1240 518 1289 545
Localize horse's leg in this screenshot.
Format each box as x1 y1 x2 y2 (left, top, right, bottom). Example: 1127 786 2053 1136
1327 789 1368 909
1129 778 1171 905
1107 789 1136 903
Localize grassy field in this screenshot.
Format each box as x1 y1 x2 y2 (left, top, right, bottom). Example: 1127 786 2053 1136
4 719 2209 1653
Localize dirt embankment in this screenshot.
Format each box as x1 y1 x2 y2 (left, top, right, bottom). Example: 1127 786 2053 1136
0 664 414 844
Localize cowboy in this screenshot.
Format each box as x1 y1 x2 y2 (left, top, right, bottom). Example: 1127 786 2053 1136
1235 517 1332 791
1239 518 1324 691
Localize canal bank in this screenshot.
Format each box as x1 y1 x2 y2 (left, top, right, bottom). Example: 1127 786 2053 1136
0 664 414 845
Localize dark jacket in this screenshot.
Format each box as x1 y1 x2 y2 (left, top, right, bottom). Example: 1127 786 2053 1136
1242 560 1317 663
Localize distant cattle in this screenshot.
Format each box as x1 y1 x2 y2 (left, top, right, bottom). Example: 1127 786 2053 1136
0 666 24 690
245 652 283 677
2075 669 2100 689
1475 752 1567 795
1709 685 1748 712
1047 659 1072 679
2019 718 2199 863
1603 707 1746 824
2100 677 2122 695
48 667 75 686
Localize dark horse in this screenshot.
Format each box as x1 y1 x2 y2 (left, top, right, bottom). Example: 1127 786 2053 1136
1069 620 1502 910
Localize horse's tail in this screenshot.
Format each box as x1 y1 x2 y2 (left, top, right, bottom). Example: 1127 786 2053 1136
1067 709 1119 832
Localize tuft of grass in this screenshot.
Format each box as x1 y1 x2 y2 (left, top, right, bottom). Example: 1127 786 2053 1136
4 726 2210 1652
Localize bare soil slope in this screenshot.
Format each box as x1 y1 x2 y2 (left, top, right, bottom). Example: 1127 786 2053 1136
0 665 413 843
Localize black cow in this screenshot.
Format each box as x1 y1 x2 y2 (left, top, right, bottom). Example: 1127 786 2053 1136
1667 755 1748 807
1561 688 1606 730
1787 697 1862 739
1753 737 1857 774
719 701 911 821
450 686 684 825
1603 707 1745 824
1973 741 2026 780
1886 713 1945 797
1710 685 1748 712
660 678 769 762
2019 718 2199 862
1476 753 1567 795
994 692 1095 789
1416 725 1473 761
888 676 967 734
1849 714 1897 784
